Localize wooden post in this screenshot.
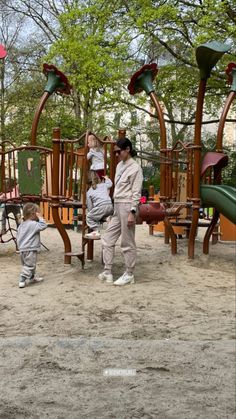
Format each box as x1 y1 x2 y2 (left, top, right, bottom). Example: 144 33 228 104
149 92 167 201
188 79 206 259
31 91 50 145
83 131 94 261
216 91 236 152
51 128 72 264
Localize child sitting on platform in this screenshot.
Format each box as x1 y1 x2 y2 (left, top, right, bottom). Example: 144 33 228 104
85 172 113 240
17 203 47 288
87 134 105 179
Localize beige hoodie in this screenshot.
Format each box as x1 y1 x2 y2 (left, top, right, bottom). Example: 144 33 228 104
113 158 143 211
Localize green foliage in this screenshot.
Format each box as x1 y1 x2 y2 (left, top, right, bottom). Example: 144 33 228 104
123 0 236 145
222 149 236 186
1 0 236 154
142 164 160 191
4 72 45 145
45 1 133 131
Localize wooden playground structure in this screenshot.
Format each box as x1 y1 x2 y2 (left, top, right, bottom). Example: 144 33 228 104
128 41 236 258
0 41 236 266
0 57 116 266
0 129 116 266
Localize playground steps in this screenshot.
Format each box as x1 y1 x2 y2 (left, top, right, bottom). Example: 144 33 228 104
83 236 101 241
64 252 85 269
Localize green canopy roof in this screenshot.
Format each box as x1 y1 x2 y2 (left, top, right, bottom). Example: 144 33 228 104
196 41 231 80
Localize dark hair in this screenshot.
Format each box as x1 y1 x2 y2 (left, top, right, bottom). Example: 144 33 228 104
116 138 137 157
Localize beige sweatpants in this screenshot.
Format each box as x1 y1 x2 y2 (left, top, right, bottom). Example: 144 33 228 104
101 202 136 275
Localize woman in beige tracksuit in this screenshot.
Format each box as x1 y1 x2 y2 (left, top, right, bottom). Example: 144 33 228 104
99 138 143 286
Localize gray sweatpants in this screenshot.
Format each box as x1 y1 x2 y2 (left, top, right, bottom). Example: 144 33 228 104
101 203 136 275
86 204 113 230
20 251 37 281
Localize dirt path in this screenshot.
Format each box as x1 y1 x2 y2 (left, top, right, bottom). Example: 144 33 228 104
0 225 235 418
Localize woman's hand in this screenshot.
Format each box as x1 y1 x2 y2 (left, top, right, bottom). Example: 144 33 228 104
127 212 136 226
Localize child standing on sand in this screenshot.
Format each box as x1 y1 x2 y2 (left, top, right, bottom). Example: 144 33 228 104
17 203 47 288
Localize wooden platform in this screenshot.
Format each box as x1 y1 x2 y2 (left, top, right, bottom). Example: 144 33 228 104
64 252 85 269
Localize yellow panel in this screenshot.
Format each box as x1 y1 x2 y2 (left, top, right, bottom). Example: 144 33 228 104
220 215 236 241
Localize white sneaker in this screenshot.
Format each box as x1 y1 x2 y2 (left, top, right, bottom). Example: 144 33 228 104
113 272 135 286
84 231 101 240
28 276 44 284
98 271 114 283
19 275 26 288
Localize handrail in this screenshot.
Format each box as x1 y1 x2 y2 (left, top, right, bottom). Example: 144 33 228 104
0 145 52 155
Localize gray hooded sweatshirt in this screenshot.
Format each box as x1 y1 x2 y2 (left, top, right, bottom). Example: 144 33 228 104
17 217 47 252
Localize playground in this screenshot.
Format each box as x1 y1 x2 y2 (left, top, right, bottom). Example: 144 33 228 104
0 36 236 417
0 224 235 418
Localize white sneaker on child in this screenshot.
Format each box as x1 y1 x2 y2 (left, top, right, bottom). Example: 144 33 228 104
98 271 114 283
113 272 135 286
19 275 26 288
28 276 44 284
84 231 101 240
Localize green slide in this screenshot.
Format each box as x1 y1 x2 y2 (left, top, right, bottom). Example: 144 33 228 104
200 184 236 224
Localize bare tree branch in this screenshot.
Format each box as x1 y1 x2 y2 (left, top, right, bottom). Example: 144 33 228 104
122 100 236 125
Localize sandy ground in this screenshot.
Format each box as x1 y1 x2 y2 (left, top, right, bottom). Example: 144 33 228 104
0 223 235 419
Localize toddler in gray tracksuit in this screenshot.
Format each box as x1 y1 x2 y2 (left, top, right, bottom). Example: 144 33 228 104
85 172 113 239
17 203 47 288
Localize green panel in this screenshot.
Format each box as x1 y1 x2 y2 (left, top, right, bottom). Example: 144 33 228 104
136 70 155 94
45 72 61 94
196 41 231 80
18 150 42 195
200 184 236 224
230 68 236 92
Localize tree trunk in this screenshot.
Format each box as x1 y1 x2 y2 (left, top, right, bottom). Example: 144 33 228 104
73 90 81 120
0 59 6 143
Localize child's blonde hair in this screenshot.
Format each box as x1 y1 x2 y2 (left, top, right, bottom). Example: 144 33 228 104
88 134 103 152
23 203 40 220
87 171 101 190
